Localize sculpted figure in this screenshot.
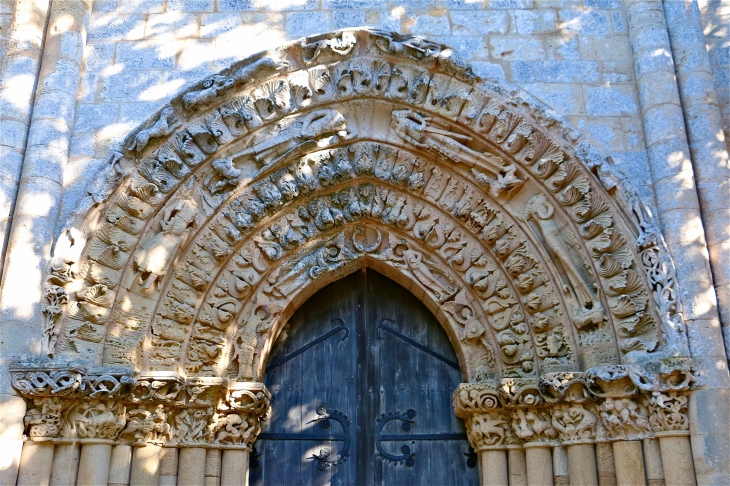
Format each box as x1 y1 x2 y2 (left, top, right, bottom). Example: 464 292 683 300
402 246 458 303
126 106 180 154
132 197 199 290
230 109 355 168
371 31 475 82
231 329 257 380
523 194 605 329
391 110 521 195
302 31 357 64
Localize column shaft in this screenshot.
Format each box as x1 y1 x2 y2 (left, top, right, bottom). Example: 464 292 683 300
205 448 221 486
553 446 569 486
108 444 132 486
77 443 112 486
596 443 616 486
525 445 553 486
177 447 208 486
130 444 162 486
50 442 80 486
17 441 55 486
612 441 647 486
479 449 508 486
567 443 598 486
221 449 250 486
658 434 696 486
508 446 527 486
159 447 178 486
643 439 665 486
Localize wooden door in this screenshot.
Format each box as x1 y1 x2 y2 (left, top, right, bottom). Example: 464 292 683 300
250 270 478 486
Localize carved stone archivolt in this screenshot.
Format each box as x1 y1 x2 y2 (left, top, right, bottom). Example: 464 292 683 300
21 29 695 447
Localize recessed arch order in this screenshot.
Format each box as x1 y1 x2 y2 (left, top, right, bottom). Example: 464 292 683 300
46 28 689 390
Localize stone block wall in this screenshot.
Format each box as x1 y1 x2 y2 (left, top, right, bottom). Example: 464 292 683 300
63 0 657 232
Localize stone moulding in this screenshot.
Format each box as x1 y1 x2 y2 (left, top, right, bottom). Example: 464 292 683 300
27 28 689 403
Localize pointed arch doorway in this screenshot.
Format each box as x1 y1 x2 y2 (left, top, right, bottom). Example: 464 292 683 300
250 269 478 485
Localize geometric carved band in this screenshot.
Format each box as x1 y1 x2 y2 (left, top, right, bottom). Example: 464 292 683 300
12 359 693 450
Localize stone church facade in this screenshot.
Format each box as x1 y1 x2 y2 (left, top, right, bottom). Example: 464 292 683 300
0 1 728 485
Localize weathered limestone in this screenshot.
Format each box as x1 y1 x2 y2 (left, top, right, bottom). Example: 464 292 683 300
49 442 80 486
524 444 553 486
107 444 132 486
643 439 665 486
626 3 730 483
220 450 249 486
130 444 162 486
479 449 509 486
553 446 569 486
76 442 112 486
0 0 51 279
16 441 54 486
663 0 730 359
612 441 646 486
657 432 696 486
3 25 727 486
508 446 527 486
596 443 616 486
177 448 207 486
567 444 598 486
0 2 89 482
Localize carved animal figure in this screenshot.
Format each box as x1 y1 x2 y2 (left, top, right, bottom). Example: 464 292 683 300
183 75 234 112
302 31 357 64
126 107 180 153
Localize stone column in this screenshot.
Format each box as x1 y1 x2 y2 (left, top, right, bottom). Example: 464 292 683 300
647 391 695 486
159 447 178 486
16 440 55 486
612 441 647 486
221 449 250 486
566 444 598 486
664 0 730 363
626 2 730 483
108 444 132 486
596 442 616 486
130 444 162 486
643 439 665 486
553 445 569 486
49 442 80 486
479 448 508 486
0 0 51 279
0 2 90 482
508 445 527 486
76 441 113 486
205 448 222 486
524 443 553 486
177 447 208 486
656 432 696 486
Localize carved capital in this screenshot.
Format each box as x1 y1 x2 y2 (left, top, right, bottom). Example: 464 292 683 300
498 378 542 408
465 411 512 451
645 391 689 433
24 398 65 440
60 399 126 440
586 365 636 398
550 403 597 444
120 404 172 446
540 372 590 403
597 397 652 441
453 383 501 418
511 407 558 445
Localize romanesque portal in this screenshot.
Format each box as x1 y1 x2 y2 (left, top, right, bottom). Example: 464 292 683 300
11 29 698 485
